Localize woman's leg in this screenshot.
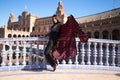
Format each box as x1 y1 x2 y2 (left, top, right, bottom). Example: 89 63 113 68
44 40 56 67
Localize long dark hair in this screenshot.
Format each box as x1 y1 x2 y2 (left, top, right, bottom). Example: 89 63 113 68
52 14 60 24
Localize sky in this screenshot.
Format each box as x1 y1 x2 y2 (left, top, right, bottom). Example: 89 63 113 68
0 0 120 27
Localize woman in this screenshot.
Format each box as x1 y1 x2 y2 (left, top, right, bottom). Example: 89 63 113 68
52 15 88 61
44 15 62 71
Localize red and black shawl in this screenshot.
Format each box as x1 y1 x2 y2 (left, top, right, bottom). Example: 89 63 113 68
52 15 88 60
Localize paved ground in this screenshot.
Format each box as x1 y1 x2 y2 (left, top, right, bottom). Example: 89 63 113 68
0 69 120 80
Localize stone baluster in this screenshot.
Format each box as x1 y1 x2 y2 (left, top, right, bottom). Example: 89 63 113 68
62 60 66 64
75 41 79 65
1 41 6 66
22 41 27 66
93 42 97 65
29 42 33 65
117 45 120 67
15 41 20 66
87 42 91 65
105 43 110 66
111 44 116 66
99 43 103 65
68 59 72 64
81 43 85 65
35 41 39 65
8 41 13 66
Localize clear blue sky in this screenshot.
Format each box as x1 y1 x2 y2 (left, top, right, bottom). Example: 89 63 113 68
0 0 120 27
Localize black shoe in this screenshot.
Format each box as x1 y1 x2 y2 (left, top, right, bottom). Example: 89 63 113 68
52 64 57 71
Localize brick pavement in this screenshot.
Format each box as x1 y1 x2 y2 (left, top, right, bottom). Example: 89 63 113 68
0 69 120 80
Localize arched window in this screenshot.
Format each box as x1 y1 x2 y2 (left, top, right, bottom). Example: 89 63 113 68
102 30 109 39
112 29 120 40
18 35 21 37
13 34 17 38
8 34 12 38
94 31 99 39
86 32 91 38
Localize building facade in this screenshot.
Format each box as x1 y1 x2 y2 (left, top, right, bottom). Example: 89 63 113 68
0 1 120 40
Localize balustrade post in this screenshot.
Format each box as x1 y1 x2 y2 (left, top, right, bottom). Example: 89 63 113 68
35 41 39 65
22 41 27 66
117 45 120 67
99 43 103 65
1 41 6 66
81 43 85 65
62 60 66 64
29 42 33 65
75 41 79 65
87 42 91 65
93 42 97 65
8 41 13 66
15 41 20 66
111 44 116 66
68 59 72 64
105 43 110 66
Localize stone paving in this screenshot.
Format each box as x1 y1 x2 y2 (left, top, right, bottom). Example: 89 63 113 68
0 69 120 80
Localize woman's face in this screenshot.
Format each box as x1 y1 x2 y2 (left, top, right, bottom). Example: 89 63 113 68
52 16 58 23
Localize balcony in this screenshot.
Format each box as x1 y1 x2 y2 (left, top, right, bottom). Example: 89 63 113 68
0 37 120 71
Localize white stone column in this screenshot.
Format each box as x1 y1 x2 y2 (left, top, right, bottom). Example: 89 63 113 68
105 43 110 66
93 42 97 65
81 43 85 65
29 42 33 65
99 43 103 65
87 42 91 65
117 45 120 67
1 41 6 66
75 41 79 65
15 41 20 66
8 41 13 66
111 44 116 66
35 41 39 65
22 41 27 66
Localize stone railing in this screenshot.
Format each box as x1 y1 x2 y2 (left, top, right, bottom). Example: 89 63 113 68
0 37 120 71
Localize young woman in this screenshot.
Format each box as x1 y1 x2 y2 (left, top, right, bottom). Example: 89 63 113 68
44 15 62 71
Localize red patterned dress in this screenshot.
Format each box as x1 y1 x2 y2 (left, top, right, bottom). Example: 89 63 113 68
52 15 88 60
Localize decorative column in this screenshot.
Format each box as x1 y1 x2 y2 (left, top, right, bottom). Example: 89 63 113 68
93 42 97 65
87 42 91 65
29 42 33 65
99 43 103 65
8 41 13 66
1 41 6 66
22 41 27 66
105 43 109 66
117 45 120 67
111 44 116 66
81 43 85 65
15 41 20 66
35 41 39 65
75 41 79 65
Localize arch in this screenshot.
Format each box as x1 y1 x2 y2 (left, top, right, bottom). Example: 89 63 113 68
13 34 17 38
18 35 21 37
8 34 12 38
102 30 109 39
94 31 99 39
112 29 120 40
86 32 91 38
22 35 25 37
26 35 29 37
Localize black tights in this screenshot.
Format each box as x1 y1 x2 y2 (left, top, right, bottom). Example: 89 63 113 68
44 39 57 67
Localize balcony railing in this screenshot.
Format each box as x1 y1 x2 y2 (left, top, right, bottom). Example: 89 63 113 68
0 37 120 71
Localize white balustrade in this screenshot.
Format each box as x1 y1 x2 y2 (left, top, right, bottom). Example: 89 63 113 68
99 43 103 65
0 37 120 71
87 42 91 65
105 43 110 66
